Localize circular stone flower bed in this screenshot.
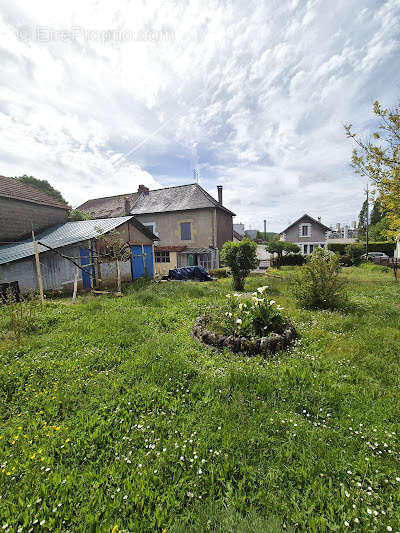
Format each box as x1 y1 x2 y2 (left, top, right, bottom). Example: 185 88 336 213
192 315 297 357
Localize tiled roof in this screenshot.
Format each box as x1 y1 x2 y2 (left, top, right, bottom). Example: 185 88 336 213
0 175 69 209
131 183 235 216
77 192 140 218
78 183 235 218
0 216 156 265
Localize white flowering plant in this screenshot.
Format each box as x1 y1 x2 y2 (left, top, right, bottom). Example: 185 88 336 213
223 286 288 338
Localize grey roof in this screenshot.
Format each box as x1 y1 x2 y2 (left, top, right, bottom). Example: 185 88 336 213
280 214 331 234
0 216 138 265
131 183 235 216
77 192 139 218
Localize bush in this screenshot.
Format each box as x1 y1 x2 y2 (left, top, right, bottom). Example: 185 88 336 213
221 239 258 291
221 286 288 338
345 243 364 265
291 248 347 309
209 268 229 278
339 254 352 267
280 253 306 266
328 241 395 256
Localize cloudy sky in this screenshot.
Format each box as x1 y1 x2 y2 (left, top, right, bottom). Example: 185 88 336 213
1 0 399 231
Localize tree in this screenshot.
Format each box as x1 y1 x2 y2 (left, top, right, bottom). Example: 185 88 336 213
358 198 368 239
96 229 131 294
221 239 258 291
16 175 68 205
370 198 385 226
345 100 400 239
266 240 300 268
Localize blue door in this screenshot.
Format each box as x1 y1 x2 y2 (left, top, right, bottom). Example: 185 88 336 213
79 247 96 288
131 245 153 280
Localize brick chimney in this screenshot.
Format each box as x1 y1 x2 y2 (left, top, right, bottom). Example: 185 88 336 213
124 197 131 215
217 185 223 205
138 184 149 195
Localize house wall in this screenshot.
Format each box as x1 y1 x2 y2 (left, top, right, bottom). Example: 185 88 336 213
216 208 233 249
284 217 328 244
0 197 69 242
135 209 215 248
154 251 177 277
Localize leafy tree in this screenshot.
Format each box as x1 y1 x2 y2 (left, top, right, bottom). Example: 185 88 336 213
16 175 68 205
221 239 258 291
345 243 364 265
358 198 368 239
266 240 300 268
345 100 400 239
370 198 385 225
96 229 131 294
291 248 347 309
68 209 92 222
369 216 390 242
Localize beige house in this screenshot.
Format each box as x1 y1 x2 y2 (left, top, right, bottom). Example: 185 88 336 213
78 183 235 275
280 214 330 254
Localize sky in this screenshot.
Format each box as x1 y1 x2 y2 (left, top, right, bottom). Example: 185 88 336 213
1 0 399 232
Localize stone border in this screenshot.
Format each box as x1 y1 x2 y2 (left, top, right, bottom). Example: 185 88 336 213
192 315 297 357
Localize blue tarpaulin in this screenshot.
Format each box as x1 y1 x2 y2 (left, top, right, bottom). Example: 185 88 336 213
168 266 212 282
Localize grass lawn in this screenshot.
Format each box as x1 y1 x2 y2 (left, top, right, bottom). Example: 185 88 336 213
0 265 399 532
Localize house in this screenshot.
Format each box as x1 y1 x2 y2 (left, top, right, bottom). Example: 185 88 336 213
233 223 245 237
233 230 243 242
0 216 157 293
280 214 330 254
244 229 258 241
395 234 400 260
0 175 70 242
78 183 235 274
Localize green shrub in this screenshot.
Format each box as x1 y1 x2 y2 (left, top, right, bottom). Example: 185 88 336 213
221 239 259 291
345 243 364 265
209 268 229 278
328 241 395 256
291 248 347 309
280 253 306 266
339 254 352 267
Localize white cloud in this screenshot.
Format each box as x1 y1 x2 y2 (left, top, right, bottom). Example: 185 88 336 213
0 0 399 229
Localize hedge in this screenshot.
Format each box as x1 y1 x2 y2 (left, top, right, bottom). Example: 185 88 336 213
277 253 306 266
328 241 395 256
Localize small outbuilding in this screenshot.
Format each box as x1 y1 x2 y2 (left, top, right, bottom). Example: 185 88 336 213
0 216 157 293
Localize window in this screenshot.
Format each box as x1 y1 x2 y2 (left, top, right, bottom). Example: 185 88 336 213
309 244 314 253
180 222 191 240
303 244 308 254
301 225 309 236
155 250 170 263
143 223 155 235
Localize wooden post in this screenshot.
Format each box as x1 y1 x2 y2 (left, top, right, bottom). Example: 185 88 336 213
141 243 146 275
72 267 79 303
116 259 122 295
32 231 44 303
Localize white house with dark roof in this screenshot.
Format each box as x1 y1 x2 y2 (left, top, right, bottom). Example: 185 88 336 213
280 214 331 255
78 183 235 273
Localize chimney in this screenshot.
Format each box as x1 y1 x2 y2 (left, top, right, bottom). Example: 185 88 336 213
138 184 149 195
124 197 131 215
217 185 223 205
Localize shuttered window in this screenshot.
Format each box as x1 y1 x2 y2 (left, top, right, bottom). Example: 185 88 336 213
180 222 191 240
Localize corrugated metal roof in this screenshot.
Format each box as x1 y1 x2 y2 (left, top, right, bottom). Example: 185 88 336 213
0 216 133 265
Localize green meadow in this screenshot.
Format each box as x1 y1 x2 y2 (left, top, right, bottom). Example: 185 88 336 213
0 265 399 532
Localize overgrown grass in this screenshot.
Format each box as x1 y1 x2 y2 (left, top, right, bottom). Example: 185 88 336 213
0 268 399 532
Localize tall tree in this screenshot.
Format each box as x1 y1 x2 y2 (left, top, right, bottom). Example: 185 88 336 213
370 198 385 226
345 100 400 239
358 198 368 238
16 175 68 205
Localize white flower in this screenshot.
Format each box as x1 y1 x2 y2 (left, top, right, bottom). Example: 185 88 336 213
198 468 202 475
236 318 242 324
387 527 392 532
344 521 349 527
367 508 372 515
269 300 275 305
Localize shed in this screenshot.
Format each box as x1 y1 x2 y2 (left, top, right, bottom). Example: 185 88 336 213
0 216 157 293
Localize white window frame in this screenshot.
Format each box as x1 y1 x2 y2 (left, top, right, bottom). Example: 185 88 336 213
300 223 311 238
143 221 158 237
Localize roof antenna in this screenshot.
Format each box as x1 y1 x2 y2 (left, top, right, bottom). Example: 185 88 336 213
193 168 199 183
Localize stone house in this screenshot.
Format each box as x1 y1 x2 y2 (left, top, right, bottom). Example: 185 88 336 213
0 216 157 293
78 183 235 275
0 175 70 242
280 214 330 254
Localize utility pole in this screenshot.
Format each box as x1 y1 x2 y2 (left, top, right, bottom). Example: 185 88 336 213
263 219 267 242
32 230 44 303
365 186 369 259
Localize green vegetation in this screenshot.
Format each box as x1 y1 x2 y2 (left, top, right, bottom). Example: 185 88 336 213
67 209 92 222
291 248 347 310
328 241 395 256
266 241 300 268
1 267 400 532
221 239 258 290
16 175 68 205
